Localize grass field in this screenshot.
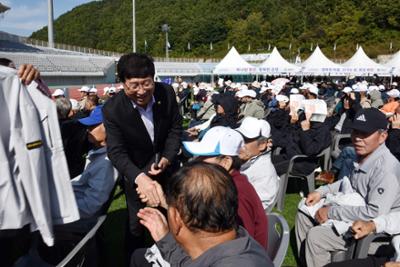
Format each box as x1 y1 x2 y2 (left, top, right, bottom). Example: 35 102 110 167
101 188 302 267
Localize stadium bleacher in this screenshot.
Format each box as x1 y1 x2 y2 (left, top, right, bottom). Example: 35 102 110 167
0 34 217 86
0 37 115 73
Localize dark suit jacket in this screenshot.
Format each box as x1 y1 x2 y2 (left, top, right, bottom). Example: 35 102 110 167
59 118 89 178
102 82 182 184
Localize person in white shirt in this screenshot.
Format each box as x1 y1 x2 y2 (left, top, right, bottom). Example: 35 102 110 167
236 117 280 211
326 212 400 267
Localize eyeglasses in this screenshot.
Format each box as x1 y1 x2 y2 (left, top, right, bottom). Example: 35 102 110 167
124 79 154 91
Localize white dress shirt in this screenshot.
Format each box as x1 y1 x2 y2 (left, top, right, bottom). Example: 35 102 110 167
131 96 155 143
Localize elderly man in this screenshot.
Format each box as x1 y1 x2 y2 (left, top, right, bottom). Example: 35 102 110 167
295 108 400 267
236 117 280 211
237 89 266 120
71 105 118 219
102 53 182 258
133 161 272 267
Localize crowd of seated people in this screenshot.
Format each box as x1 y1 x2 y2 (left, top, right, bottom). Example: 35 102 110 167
2 54 400 267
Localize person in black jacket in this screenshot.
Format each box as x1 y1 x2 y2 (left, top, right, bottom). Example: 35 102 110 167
102 53 182 262
55 98 89 178
387 107 400 161
272 109 331 176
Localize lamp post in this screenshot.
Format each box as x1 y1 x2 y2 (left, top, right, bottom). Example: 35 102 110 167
162 24 169 59
132 0 136 52
47 0 54 48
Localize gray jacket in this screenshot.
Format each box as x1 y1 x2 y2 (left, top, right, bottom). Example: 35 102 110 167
156 226 273 267
317 144 400 221
239 100 266 120
240 152 280 210
0 66 79 246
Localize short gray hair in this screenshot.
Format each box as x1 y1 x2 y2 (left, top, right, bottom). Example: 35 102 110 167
256 136 270 144
56 98 72 119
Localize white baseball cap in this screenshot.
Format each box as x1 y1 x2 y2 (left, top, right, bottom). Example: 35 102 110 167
387 89 400 98
79 86 90 92
260 86 268 94
290 88 299 94
240 84 249 91
276 94 289 103
367 85 379 92
236 117 271 139
236 89 256 98
378 85 386 91
52 89 65 97
308 85 319 96
252 81 261 88
299 83 310 90
392 82 398 86
183 126 244 156
89 87 97 93
355 84 368 92
343 87 352 93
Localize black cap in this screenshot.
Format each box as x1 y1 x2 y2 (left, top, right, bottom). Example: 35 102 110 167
351 108 388 134
212 93 239 115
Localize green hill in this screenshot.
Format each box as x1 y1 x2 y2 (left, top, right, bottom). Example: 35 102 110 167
31 0 400 59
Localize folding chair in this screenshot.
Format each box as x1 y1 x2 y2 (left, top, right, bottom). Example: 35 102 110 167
266 212 290 267
276 147 331 211
330 241 357 262
353 233 392 259
330 133 352 160
56 215 107 267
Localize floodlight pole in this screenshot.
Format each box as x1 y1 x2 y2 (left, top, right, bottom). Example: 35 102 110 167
47 0 54 48
162 24 169 59
132 0 136 52
165 31 169 59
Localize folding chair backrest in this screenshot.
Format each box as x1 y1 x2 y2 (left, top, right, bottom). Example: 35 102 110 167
331 133 352 160
318 146 331 172
56 215 107 267
266 213 290 267
353 233 391 259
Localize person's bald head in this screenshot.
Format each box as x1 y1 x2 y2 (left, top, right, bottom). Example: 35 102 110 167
166 161 238 233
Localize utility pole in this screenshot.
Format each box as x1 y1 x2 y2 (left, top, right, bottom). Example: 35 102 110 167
162 24 170 59
47 0 54 48
132 0 136 52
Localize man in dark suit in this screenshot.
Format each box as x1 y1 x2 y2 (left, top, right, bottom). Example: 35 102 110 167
102 53 182 261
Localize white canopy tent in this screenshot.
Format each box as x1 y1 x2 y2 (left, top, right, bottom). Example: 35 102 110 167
213 46 256 75
341 46 390 76
299 46 343 76
385 50 400 77
257 47 300 75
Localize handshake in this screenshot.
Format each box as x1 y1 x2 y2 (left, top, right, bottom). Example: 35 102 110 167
136 175 167 209
135 156 170 209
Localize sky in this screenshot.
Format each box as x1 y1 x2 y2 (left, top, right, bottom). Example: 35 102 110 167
1 0 93 37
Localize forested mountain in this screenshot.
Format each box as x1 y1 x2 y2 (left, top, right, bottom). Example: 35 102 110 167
31 0 400 59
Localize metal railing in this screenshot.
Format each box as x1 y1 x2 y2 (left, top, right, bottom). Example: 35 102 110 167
21 37 222 62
